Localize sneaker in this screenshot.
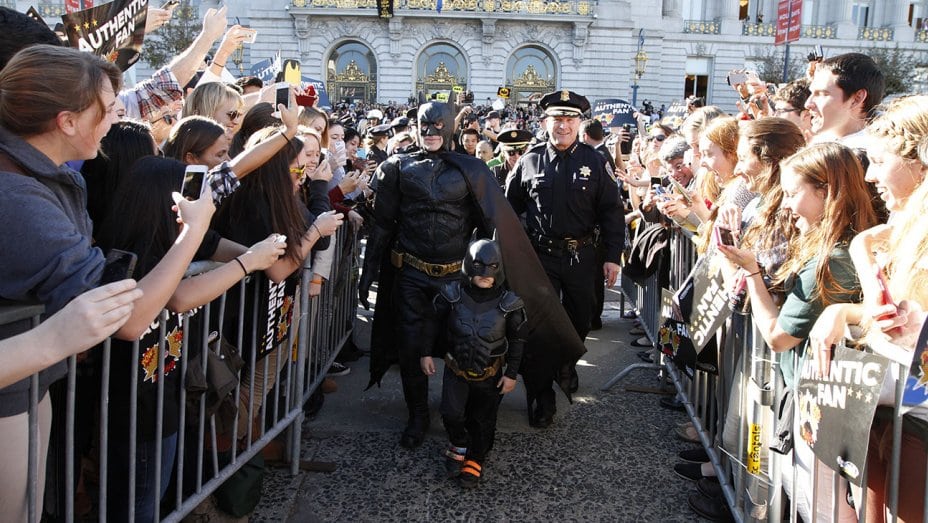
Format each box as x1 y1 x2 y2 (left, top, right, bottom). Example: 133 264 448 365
622 310 638 319
459 459 482 488
678 447 709 463
696 477 722 499
687 491 734 522
326 361 351 377
321 377 338 394
675 424 700 443
444 446 466 478
674 462 716 482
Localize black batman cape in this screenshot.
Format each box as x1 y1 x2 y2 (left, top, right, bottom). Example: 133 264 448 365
365 151 586 397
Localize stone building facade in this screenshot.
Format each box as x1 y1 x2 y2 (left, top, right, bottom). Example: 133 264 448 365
30 0 928 109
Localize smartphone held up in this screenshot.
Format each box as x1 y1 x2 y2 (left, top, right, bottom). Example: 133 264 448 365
181 165 208 201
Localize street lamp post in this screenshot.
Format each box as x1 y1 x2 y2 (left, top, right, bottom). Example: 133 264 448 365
631 29 648 107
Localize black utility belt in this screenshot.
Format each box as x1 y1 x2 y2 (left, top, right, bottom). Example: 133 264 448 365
529 233 594 257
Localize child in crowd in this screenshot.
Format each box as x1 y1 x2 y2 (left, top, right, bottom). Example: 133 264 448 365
420 236 526 488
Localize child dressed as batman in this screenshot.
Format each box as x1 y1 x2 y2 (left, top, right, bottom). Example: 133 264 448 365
420 236 526 488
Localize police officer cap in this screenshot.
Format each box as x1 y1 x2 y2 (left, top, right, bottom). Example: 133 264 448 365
366 109 384 120
540 89 590 117
496 128 534 149
391 116 410 128
368 123 392 137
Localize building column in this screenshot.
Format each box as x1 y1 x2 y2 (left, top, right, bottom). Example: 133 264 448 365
717 0 742 33
890 0 916 39
835 0 859 39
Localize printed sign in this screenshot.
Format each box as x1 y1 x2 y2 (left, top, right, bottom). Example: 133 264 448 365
797 344 888 485
259 277 297 358
685 256 732 352
250 53 282 85
901 321 928 414
62 0 148 71
747 423 762 474
775 0 803 45
591 98 637 129
497 87 511 99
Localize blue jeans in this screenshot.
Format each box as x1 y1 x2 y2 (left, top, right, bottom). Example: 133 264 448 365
107 433 178 523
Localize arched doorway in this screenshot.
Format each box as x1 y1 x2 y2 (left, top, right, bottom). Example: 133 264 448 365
506 46 557 105
414 43 468 102
326 41 377 104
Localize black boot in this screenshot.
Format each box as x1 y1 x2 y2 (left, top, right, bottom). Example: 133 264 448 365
525 391 537 426
399 369 430 448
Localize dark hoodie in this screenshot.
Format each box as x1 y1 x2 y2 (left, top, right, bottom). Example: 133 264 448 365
0 126 104 416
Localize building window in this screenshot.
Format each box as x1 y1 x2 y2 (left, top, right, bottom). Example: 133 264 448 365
326 41 378 104
852 2 870 27
682 0 705 20
505 45 557 105
684 57 712 102
414 42 468 101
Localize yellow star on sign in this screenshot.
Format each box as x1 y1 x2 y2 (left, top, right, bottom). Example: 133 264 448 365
83 22 90 29
579 165 591 178
92 19 98 27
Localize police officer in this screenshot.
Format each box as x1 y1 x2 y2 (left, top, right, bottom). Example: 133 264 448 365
490 128 534 187
505 89 624 428
366 123 392 166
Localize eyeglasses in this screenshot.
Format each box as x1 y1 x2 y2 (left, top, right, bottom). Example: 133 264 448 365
505 147 526 155
159 114 176 125
774 106 801 116
651 135 667 142
225 110 242 121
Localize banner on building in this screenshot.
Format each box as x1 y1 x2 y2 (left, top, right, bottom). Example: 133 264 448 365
62 0 149 71
775 0 803 45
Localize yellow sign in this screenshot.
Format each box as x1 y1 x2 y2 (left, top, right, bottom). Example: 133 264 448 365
452 85 464 93
747 423 762 474
435 92 449 102
497 87 511 98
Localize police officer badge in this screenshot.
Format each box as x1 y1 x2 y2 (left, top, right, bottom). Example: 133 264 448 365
560 89 570 102
579 166 591 179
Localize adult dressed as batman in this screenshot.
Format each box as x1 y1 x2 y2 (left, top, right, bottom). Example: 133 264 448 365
359 102 585 448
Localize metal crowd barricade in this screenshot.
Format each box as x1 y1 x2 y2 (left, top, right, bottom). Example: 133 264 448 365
4 226 360 522
602 224 926 522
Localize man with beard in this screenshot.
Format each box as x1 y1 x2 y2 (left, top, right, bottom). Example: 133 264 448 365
505 90 624 428
361 102 585 446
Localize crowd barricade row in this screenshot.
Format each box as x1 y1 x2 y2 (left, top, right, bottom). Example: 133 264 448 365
3 226 360 523
615 226 926 523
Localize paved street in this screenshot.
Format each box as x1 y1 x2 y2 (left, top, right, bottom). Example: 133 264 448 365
252 288 709 522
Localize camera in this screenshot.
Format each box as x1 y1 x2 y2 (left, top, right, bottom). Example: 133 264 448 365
463 90 474 104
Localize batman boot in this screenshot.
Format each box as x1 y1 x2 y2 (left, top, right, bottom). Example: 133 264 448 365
399 367 430 448
532 388 556 429
400 413 429 448
525 391 537 426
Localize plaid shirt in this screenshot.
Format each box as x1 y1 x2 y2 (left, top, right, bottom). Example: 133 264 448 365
208 162 239 207
118 67 184 122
